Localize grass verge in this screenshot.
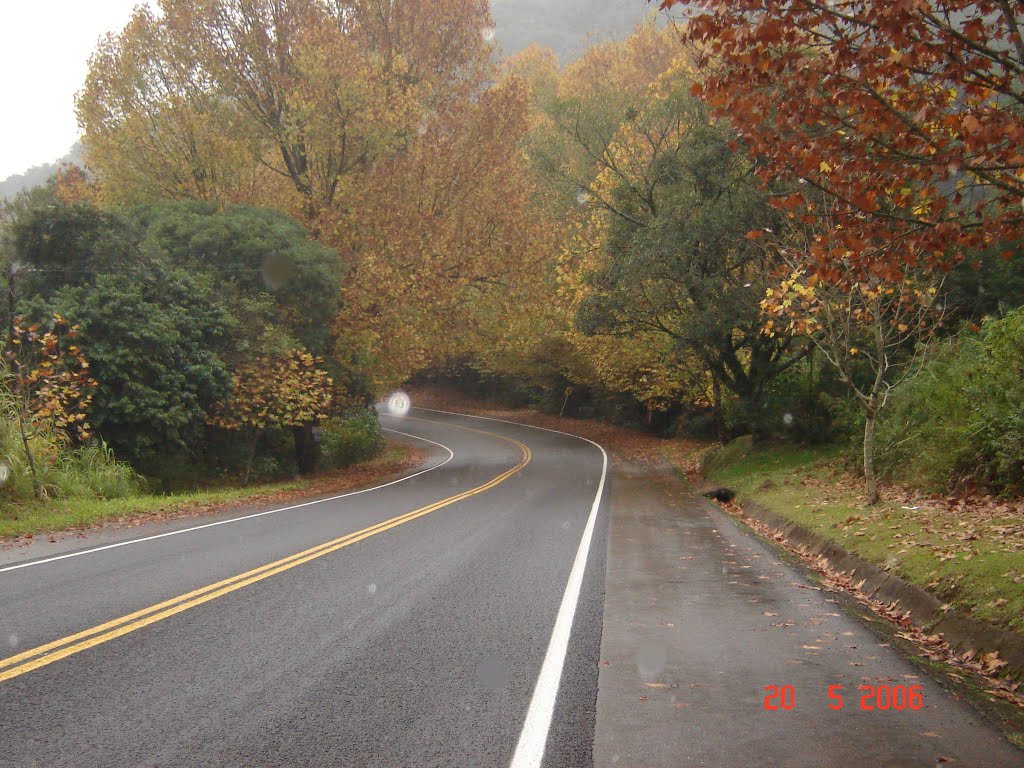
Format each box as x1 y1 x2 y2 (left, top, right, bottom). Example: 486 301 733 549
0 442 422 542
701 438 1024 636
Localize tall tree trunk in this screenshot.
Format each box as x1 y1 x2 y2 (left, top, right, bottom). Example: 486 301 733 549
711 375 727 443
242 435 258 487
293 424 319 475
863 407 879 504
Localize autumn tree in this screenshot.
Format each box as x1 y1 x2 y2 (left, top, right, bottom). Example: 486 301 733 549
556 54 806 435
2 315 96 496
77 0 544 390
664 0 1024 281
208 350 334 484
333 77 545 388
764 263 945 502
75 4 259 204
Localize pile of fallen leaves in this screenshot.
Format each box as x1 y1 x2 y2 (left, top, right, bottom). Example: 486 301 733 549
789 463 1024 597
720 498 1024 710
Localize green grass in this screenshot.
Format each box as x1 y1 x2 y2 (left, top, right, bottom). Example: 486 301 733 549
0 445 410 540
700 440 1024 636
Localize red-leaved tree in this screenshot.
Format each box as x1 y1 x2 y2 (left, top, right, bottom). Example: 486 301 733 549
662 0 1024 281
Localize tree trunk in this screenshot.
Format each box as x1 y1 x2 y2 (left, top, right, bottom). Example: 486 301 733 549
863 408 879 504
242 435 258 487
711 376 727 443
18 413 39 498
293 424 319 475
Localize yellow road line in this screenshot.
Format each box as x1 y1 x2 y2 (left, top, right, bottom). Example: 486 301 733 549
0 421 530 683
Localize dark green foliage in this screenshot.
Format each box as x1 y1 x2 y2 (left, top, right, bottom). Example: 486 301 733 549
876 307 1024 494
51 265 234 463
576 99 805 437
10 202 140 292
136 201 342 354
5 197 347 480
942 242 1024 325
319 409 384 470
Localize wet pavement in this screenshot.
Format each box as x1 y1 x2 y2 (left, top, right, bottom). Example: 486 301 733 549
594 462 1024 768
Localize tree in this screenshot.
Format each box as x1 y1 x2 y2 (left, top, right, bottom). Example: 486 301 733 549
664 0 1024 282
77 0 542 390
138 201 344 355
2 315 96 496
762 214 946 502
557 58 805 436
208 351 334 484
77 0 498 217
6 196 348 473
332 76 543 389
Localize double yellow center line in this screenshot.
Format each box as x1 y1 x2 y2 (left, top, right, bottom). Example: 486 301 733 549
0 422 530 683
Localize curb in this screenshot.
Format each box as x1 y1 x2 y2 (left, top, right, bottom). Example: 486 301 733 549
729 495 1024 681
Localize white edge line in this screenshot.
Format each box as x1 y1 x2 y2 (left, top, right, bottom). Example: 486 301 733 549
0 426 454 575
411 406 608 768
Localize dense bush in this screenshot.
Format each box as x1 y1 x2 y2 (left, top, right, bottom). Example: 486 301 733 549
6 196 353 480
876 307 1024 494
319 410 384 470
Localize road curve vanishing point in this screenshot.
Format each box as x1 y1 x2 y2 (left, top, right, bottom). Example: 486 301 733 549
0 408 610 768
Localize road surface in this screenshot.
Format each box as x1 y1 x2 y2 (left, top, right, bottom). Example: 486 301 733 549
0 409 609 767
1 408 1021 767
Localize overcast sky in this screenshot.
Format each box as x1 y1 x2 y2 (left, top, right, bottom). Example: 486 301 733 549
0 1 149 180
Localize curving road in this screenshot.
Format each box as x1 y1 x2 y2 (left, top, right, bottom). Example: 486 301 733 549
0 408 609 768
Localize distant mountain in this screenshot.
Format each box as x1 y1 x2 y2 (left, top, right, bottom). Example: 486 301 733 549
0 143 84 202
492 0 651 60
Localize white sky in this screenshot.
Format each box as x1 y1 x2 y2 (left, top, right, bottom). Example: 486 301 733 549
0 1 150 180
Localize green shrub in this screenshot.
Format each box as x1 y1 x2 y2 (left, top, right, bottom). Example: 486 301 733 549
876 307 1024 494
319 409 384 470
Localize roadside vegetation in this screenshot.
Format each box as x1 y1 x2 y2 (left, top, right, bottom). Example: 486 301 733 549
0 442 417 540
0 1 1020 646
703 439 1024 635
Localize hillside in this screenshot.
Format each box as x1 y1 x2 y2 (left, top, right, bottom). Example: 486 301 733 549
493 0 649 59
0 143 83 201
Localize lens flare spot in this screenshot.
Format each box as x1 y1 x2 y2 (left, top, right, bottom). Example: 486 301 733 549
261 252 294 290
475 655 508 691
387 391 411 417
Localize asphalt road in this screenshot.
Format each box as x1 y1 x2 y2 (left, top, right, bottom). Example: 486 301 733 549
3 407 1021 768
0 408 610 768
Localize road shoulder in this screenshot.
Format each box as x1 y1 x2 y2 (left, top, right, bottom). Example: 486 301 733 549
593 460 1023 767
0 435 436 566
